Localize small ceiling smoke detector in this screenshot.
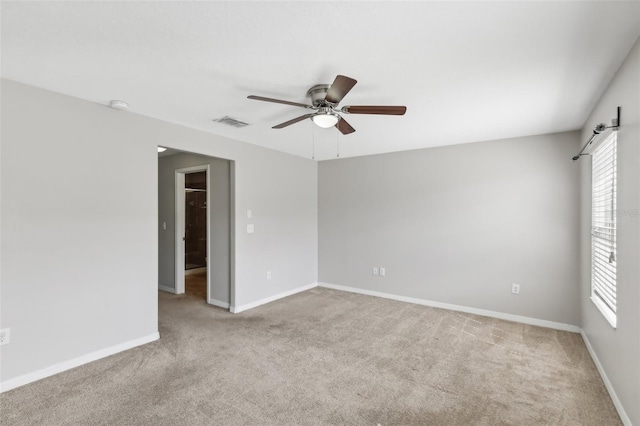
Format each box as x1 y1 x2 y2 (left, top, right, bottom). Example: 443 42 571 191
109 100 129 110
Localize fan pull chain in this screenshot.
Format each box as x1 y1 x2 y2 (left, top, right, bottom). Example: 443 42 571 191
336 129 340 158
311 122 315 160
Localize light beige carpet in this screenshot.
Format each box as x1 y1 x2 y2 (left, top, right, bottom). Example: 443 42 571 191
0 288 621 425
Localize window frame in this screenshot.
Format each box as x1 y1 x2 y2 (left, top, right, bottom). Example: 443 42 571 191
590 132 617 328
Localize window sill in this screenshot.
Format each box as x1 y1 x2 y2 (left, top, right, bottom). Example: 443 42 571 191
590 296 617 329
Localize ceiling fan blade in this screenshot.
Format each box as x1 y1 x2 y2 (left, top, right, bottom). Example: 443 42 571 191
325 75 357 104
341 105 407 115
272 114 314 129
336 117 356 135
247 95 312 109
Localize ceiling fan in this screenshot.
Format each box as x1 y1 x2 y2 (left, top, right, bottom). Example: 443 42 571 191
247 75 406 135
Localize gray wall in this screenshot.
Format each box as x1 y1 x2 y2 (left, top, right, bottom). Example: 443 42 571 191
158 153 231 304
319 131 581 325
0 79 318 384
579 38 639 425
1 80 159 382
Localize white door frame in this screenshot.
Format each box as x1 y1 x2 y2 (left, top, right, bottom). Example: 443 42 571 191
175 165 211 301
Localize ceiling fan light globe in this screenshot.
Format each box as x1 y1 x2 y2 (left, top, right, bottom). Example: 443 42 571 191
312 113 339 128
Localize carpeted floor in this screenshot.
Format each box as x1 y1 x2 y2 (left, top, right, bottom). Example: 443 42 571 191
0 288 621 425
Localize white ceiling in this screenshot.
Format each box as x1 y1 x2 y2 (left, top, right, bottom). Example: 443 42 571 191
2 1 639 161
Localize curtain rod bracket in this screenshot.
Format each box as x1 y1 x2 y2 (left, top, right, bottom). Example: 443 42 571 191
572 106 620 161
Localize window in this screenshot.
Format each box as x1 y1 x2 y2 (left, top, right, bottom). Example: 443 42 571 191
591 132 617 328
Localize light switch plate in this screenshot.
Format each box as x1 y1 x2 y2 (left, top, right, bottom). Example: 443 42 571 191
247 209 252 219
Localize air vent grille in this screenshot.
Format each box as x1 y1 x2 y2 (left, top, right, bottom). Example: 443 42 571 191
213 116 250 128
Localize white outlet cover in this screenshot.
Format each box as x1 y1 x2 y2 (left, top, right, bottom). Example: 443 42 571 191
247 224 254 233
380 267 386 276
0 328 10 345
267 271 272 280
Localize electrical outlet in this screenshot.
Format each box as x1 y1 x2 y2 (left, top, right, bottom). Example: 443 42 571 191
373 267 378 275
380 267 386 277
512 283 520 295
247 224 254 234
0 328 10 346
267 271 272 280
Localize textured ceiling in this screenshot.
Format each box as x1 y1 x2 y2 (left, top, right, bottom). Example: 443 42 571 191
2 1 639 161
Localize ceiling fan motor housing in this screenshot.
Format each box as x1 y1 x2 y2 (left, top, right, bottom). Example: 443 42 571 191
307 84 332 107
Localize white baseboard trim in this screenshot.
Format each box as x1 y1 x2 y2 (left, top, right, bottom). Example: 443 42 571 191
208 298 230 309
231 282 318 314
580 330 631 425
318 282 581 333
158 285 176 294
0 332 160 393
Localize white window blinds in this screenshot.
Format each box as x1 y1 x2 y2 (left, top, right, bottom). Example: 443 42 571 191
591 133 617 327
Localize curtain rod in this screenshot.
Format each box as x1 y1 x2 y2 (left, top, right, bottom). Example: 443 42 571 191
572 106 621 161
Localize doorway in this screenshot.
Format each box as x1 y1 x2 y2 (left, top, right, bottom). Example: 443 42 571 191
175 165 211 301
184 171 208 300
158 150 234 310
